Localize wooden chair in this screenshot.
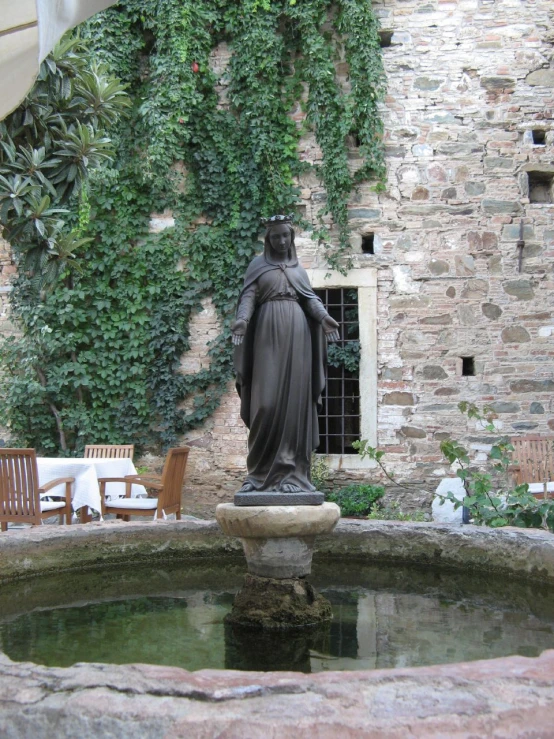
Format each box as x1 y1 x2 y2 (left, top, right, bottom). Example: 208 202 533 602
510 435 554 498
0 449 73 531
100 446 189 521
84 444 134 460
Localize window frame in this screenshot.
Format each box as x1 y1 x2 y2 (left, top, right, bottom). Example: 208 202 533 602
308 268 378 471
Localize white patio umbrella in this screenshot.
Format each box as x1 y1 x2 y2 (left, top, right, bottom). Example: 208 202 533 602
0 0 118 120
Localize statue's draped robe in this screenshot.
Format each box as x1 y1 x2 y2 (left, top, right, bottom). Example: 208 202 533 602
234 255 327 492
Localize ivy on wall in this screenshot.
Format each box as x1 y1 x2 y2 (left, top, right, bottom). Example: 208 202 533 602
1 0 385 455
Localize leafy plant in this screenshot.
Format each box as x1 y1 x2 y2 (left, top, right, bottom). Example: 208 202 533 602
311 453 331 491
0 35 129 290
367 501 427 521
353 439 410 490
327 341 360 373
326 483 384 517
437 402 554 531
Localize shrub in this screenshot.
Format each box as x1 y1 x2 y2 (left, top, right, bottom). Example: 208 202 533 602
437 402 554 532
326 484 384 517
311 454 331 492
367 501 427 521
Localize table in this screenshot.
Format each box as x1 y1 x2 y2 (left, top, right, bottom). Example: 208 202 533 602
37 457 148 517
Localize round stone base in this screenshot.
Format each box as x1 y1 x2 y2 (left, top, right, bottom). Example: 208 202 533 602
225 573 333 630
215 502 340 578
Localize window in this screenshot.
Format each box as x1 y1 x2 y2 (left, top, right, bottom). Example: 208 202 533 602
532 130 546 146
379 30 393 48
314 288 360 454
309 268 377 468
361 233 375 254
461 357 475 376
528 171 554 204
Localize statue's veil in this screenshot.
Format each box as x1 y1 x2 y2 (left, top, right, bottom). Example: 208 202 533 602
263 223 298 265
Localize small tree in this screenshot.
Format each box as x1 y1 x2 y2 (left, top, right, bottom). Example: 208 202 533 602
0 35 129 452
0 34 129 290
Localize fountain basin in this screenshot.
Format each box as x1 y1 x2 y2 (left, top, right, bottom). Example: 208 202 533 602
1 519 554 737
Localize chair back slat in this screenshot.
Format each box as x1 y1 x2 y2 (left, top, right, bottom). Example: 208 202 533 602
159 447 190 512
0 449 42 525
84 445 134 460
511 435 554 484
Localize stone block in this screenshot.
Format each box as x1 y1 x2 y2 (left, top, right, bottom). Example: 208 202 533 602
467 231 498 251
482 303 503 320
510 379 554 393
484 157 514 170
400 426 427 439
482 199 523 215
435 143 483 157
391 30 411 45
464 181 486 196
420 314 452 325
429 259 449 275
383 392 415 406
455 255 475 276
530 402 544 414
512 422 538 431
501 326 531 343
414 76 443 90
526 69 554 87
412 186 430 200
412 144 434 157
480 76 516 91
501 224 534 240
458 305 477 325
421 365 448 380
347 208 381 220
503 279 534 300
488 401 520 413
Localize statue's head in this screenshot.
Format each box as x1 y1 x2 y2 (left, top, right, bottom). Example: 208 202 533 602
263 215 296 263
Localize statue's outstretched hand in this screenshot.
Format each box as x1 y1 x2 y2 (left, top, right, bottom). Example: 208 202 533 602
231 319 248 346
322 315 340 343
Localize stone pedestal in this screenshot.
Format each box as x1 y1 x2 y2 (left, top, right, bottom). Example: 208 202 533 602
215 502 340 578
216 502 340 629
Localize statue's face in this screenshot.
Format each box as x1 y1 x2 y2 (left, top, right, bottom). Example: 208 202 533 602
268 224 291 255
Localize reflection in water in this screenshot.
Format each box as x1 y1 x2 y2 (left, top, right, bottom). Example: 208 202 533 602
0 560 553 673
225 623 330 672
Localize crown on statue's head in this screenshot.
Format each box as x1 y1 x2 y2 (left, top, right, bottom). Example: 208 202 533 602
262 214 294 226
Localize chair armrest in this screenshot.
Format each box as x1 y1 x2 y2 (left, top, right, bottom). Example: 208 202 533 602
97 476 133 484
38 477 74 494
97 475 163 490
125 475 163 491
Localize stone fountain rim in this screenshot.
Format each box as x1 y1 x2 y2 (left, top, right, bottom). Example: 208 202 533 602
1 518 554 736
1 516 554 584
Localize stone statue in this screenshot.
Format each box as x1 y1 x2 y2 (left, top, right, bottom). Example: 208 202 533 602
232 215 340 495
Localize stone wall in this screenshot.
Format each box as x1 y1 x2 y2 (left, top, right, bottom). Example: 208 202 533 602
1 1 553 516
177 0 554 516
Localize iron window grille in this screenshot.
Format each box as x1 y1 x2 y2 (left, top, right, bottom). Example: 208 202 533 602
314 288 360 454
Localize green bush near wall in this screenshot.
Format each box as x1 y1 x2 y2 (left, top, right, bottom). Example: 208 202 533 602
327 483 384 517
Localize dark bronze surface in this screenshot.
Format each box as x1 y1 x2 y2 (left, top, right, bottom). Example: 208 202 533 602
232 219 339 497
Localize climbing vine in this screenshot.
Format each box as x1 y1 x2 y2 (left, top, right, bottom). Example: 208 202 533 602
1 0 385 455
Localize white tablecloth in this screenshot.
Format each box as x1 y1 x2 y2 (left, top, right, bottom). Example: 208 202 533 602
37 458 148 514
